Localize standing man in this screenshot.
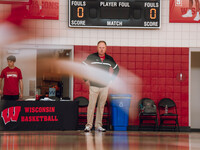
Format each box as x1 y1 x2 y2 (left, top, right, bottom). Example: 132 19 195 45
83 41 119 132
0 55 23 100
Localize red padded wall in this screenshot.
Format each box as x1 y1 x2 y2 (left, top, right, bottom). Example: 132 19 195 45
74 46 189 127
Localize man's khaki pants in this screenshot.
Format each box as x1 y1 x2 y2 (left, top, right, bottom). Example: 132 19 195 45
86 86 109 129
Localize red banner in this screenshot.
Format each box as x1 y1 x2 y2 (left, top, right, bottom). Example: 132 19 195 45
170 0 200 23
25 0 59 20
0 0 31 4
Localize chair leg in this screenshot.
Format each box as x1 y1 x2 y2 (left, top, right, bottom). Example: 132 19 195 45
107 115 110 130
155 117 158 131
138 119 143 131
159 119 163 131
176 118 180 131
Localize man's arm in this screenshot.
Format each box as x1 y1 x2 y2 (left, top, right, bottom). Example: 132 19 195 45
110 56 120 81
108 63 119 87
112 64 119 78
19 79 23 98
82 54 92 83
82 54 92 66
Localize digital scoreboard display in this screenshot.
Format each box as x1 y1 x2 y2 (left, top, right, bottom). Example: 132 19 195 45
69 0 161 29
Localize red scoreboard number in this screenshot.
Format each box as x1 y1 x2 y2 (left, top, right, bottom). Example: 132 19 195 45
69 0 161 28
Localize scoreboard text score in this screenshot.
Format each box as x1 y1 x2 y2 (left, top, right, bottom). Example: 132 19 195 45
69 0 161 29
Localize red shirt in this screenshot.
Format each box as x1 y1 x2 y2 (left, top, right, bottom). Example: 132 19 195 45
0 67 22 95
99 55 105 62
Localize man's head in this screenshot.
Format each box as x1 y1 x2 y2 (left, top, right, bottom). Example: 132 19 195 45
7 55 16 68
97 41 107 57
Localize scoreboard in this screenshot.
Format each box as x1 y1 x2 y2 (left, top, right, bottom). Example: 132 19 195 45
69 0 161 29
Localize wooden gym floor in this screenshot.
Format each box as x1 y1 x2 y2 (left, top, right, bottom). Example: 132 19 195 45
0 130 199 150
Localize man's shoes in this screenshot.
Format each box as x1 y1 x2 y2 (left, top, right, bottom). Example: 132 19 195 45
84 126 91 132
95 127 106 132
182 10 193 18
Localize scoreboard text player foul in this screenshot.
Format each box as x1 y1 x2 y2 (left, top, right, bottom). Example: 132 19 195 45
69 0 161 29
